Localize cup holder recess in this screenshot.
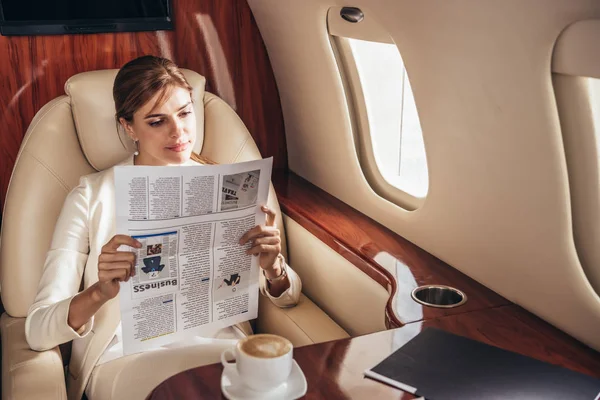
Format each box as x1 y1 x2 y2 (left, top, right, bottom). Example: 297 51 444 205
410 285 467 308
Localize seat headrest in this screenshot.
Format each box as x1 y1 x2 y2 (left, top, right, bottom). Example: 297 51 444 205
65 69 207 171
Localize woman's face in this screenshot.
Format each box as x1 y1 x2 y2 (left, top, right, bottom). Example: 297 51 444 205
121 86 196 166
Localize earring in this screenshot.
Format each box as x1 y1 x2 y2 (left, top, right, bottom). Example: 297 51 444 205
134 140 139 156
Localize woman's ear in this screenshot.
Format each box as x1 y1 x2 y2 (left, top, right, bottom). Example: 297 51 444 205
119 117 137 141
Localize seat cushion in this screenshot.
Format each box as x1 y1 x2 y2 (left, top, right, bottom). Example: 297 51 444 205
257 293 349 347
1 313 67 400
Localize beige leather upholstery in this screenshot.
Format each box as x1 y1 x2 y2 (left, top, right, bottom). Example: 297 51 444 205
1 314 67 400
1 95 96 317
283 215 389 335
257 293 349 346
0 68 347 399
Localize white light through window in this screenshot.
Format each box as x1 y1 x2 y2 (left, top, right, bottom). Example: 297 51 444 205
348 38 428 198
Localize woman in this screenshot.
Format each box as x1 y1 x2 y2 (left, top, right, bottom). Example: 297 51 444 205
25 55 302 400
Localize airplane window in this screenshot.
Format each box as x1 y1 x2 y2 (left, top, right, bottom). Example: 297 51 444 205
346 38 428 199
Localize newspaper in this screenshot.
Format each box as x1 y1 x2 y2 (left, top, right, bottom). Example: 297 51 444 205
114 158 273 355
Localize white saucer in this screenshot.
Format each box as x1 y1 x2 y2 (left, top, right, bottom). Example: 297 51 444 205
221 360 307 400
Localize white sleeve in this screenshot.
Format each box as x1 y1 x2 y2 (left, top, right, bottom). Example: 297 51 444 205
25 177 94 351
259 256 302 308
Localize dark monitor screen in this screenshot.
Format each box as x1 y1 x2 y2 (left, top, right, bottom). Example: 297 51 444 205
0 0 172 36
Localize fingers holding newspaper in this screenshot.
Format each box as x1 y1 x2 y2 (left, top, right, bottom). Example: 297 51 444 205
239 206 281 271
97 235 142 301
67 235 141 332
239 205 290 296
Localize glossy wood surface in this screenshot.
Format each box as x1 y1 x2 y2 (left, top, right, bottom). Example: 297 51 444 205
147 304 600 399
0 0 286 209
273 170 510 327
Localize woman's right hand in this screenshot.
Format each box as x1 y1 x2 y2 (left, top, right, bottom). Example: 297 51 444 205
96 235 141 301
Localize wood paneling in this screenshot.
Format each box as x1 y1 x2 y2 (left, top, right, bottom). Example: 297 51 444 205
0 0 286 210
273 170 510 327
147 305 600 399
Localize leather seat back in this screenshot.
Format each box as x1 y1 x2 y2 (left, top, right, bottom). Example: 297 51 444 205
0 69 286 318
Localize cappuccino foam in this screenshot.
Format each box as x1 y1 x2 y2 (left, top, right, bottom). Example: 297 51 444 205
240 335 292 358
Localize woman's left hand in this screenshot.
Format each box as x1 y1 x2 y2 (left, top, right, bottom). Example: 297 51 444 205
239 205 281 272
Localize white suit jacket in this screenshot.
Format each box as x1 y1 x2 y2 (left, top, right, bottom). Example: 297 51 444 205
24 156 302 400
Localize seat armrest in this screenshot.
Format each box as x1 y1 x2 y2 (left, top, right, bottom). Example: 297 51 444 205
257 293 350 347
1 313 67 400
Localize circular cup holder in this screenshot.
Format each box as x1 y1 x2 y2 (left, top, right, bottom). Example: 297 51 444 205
411 285 467 308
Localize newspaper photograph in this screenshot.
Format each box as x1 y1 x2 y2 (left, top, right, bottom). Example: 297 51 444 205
114 157 273 355
221 170 260 211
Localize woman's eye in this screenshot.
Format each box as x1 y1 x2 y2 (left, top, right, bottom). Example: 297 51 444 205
181 111 191 118
149 120 164 127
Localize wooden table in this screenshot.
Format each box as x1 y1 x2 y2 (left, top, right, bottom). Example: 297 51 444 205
147 304 600 399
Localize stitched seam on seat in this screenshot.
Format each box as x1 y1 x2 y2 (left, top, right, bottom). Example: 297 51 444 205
232 137 250 163
68 93 101 171
9 352 66 399
68 95 90 169
204 93 254 163
3 98 70 216
23 150 70 193
19 98 70 157
9 351 58 372
3 317 19 328
10 359 44 372
212 94 252 141
273 302 313 343
203 94 217 107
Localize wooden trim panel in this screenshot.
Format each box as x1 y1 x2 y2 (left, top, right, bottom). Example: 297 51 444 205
273 170 511 327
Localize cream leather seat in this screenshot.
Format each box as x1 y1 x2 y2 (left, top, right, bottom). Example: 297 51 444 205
0 69 348 399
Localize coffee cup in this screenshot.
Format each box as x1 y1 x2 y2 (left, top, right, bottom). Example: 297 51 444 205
221 333 293 392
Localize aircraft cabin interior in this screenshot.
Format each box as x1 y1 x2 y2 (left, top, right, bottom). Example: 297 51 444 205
0 0 600 399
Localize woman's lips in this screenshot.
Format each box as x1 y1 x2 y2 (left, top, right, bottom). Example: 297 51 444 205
166 142 190 152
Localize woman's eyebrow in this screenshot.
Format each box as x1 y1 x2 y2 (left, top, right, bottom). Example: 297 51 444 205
144 102 192 119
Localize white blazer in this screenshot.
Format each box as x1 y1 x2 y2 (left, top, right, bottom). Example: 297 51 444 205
24 156 302 400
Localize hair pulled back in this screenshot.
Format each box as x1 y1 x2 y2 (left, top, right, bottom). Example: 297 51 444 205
113 55 213 164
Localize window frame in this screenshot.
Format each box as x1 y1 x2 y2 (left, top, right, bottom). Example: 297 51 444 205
330 34 427 211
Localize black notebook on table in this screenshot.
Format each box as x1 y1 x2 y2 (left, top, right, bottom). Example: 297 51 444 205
364 328 600 400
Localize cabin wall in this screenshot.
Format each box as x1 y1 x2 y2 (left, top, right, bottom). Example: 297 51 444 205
0 0 287 210
248 0 600 350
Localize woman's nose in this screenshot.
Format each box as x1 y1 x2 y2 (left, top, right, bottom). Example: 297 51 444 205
170 119 185 138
